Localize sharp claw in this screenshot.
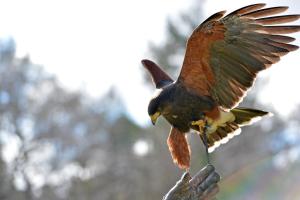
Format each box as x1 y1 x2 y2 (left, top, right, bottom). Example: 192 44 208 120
191 120 205 126
192 118 211 164
191 119 207 134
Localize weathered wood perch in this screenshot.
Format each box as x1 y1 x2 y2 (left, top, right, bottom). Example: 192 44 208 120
163 165 220 200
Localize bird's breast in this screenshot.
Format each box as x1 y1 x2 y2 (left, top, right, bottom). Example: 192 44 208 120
162 96 217 132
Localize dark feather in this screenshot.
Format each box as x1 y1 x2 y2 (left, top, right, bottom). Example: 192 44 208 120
226 3 266 17
267 34 296 43
142 59 174 89
217 53 255 87
267 40 299 51
202 11 226 24
256 15 300 25
224 44 266 71
242 6 288 18
239 33 291 55
260 25 300 34
178 4 300 110
216 128 227 138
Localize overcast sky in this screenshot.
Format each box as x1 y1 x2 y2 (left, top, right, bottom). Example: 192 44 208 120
0 0 299 125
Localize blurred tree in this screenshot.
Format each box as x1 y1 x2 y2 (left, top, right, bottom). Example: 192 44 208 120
0 1 298 199
0 37 112 199
0 37 184 199
0 144 9 199
0 37 46 199
147 1 203 79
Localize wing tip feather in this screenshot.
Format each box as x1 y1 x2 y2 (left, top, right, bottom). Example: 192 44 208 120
255 15 300 25
242 6 289 18
226 3 266 17
202 10 226 24
141 59 174 88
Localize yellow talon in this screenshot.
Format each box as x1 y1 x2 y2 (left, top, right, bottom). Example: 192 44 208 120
192 118 212 164
191 120 205 126
191 119 206 133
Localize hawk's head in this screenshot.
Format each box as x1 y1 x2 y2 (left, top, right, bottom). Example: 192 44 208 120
148 92 163 125
147 86 174 125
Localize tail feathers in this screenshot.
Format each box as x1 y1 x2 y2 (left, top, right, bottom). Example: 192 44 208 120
206 122 241 153
231 107 270 126
206 107 270 153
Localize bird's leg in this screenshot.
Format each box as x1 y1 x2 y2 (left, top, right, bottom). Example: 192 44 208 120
203 122 210 164
191 119 206 132
191 118 210 164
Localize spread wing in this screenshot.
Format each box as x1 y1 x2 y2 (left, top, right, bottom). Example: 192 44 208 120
142 59 174 88
178 3 300 110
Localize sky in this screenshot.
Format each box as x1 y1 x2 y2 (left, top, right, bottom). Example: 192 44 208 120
0 0 299 126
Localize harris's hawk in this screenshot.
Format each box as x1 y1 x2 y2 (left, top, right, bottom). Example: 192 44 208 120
142 3 300 169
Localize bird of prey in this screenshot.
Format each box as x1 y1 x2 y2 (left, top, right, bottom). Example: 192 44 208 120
142 3 300 170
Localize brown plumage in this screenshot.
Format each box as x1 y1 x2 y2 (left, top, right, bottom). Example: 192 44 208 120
167 128 191 169
143 3 300 169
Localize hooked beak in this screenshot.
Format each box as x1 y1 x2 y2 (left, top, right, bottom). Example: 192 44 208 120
150 112 161 125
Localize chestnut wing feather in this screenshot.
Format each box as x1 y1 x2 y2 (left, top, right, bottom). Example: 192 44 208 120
178 4 300 110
